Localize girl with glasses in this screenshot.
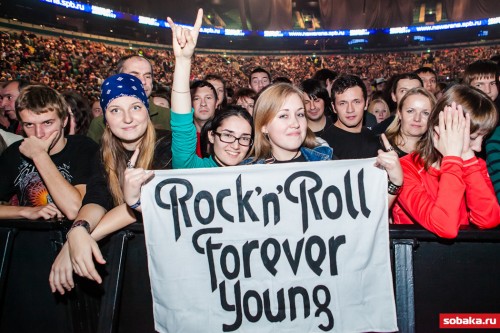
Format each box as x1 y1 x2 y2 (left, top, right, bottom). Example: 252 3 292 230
170 10 253 169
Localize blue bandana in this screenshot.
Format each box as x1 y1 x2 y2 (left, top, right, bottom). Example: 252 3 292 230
100 73 149 120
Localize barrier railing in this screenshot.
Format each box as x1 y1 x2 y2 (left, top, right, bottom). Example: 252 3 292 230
0 220 499 333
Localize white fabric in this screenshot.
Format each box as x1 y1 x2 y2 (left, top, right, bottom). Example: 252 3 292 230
0 129 22 147
142 159 398 333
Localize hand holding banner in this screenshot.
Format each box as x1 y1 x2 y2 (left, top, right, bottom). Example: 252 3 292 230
142 159 398 333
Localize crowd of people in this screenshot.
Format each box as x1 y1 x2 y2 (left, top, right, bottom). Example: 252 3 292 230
0 12 499 296
2 29 500 101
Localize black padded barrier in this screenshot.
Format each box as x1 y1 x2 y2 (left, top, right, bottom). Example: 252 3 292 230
0 220 499 333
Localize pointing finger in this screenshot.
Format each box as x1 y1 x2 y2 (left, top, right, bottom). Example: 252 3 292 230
128 147 140 169
379 133 392 152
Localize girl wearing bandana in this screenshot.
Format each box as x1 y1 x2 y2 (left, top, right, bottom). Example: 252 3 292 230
49 72 172 294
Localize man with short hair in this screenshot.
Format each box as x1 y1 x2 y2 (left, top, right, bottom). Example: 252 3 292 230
477 60 500 178
463 60 499 105
372 73 423 134
391 73 424 105
87 55 171 143
249 67 271 93
0 85 98 220
204 74 226 109
0 79 30 134
191 80 217 157
323 75 381 159
415 67 438 95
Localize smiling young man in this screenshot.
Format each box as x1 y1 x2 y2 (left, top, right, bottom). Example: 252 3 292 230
0 85 98 220
323 74 381 159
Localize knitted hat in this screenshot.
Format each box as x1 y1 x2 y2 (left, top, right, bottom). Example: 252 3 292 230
100 73 149 120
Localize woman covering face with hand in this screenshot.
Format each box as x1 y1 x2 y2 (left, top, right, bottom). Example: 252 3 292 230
169 9 254 169
49 73 172 294
392 85 500 238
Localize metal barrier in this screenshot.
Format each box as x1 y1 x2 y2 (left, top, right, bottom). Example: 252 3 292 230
0 220 499 333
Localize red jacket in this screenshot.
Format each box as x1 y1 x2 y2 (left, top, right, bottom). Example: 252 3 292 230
392 154 500 238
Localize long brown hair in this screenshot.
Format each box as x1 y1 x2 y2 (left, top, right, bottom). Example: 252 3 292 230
385 87 436 149
414 84 498 170
250 83 317 160
101 120 156 206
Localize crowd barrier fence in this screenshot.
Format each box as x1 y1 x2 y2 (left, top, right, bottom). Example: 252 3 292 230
0 220 499 333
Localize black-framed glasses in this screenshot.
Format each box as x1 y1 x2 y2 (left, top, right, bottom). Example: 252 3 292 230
214 132 253 146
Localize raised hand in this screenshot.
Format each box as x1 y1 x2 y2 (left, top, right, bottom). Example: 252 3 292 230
167 8 203 59
123 147 154 212
433 102 466 158
376 133 403 187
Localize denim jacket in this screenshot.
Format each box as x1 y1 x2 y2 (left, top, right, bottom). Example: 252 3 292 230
241 145 334 165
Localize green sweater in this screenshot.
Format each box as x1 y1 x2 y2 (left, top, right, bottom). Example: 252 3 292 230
87 98 171 143
486 125 500 202
171 110 218 169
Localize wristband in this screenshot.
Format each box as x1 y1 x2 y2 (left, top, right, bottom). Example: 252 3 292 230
66 219 91 240
172 88 190 94
388 180 403 195
129 199 141 210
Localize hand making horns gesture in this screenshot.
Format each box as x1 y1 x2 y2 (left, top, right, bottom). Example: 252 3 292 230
167 8 203 60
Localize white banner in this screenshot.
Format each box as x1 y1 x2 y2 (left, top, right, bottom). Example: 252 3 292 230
142 159 398 333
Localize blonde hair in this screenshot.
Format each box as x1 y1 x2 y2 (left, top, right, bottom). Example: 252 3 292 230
367 98 389 118
385 87 436 149
101 120 156 206
249 83 317 160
